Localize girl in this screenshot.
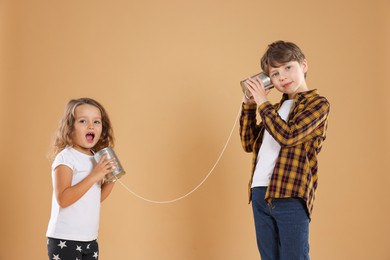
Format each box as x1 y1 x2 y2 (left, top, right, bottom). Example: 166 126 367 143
46 98 117 260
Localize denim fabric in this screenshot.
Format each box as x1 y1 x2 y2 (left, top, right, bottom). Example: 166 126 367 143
251 187 310 260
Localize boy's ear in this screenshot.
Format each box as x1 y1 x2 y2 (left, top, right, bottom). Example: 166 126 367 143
302 59 308 73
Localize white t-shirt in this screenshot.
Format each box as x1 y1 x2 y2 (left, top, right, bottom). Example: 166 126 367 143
46 147 101 241
251 100 294 188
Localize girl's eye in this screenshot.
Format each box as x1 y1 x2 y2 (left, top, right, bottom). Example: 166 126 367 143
79 119 86 124
94 120 101 125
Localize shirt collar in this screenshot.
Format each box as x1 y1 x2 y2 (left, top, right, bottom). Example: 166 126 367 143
281 89 318 102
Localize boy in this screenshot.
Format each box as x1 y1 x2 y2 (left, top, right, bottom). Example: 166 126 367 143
240 41 330 259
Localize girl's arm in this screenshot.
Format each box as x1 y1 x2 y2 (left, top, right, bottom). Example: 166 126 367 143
101 181 115 202
54 155 115 208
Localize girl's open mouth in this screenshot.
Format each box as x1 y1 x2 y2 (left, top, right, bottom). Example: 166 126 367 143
86 132 95 143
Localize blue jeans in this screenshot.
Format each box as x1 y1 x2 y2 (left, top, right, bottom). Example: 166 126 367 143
251 187 310 260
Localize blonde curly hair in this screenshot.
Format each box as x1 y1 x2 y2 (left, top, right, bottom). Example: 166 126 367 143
48 98 114 160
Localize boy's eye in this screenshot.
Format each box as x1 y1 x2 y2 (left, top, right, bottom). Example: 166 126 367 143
271 72 279 78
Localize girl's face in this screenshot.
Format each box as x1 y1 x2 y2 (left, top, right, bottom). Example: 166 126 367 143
71 104 103 155
269 60 308 99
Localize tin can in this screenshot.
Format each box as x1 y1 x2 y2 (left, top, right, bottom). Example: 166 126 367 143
94 147 126 182
240 72 274 99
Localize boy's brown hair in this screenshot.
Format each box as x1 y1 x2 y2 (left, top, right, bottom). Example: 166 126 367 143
260 41 306 76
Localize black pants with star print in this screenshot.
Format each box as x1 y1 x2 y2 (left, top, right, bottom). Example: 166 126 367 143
47 237 99 260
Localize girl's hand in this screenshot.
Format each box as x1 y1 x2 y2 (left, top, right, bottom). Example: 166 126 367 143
90 154 117 182
244 76 271 105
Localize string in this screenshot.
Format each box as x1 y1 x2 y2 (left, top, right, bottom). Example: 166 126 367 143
115 102 242 204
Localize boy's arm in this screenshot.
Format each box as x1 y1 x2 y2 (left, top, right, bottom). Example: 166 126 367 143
258 97 330 147
239 103 261 152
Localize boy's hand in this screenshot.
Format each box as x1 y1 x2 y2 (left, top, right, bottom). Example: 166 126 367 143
244 76 271 105
242 93 256 104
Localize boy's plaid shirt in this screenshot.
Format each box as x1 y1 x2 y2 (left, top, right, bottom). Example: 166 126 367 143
240 89 330 217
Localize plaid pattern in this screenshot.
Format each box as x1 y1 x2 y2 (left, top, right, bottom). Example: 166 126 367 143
239 89 330 217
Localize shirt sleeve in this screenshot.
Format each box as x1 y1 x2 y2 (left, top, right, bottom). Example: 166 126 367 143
52 151 75 173
239 103 262 152
258 97 330 147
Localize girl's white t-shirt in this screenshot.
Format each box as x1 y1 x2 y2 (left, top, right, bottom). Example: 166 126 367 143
251 99 294 188
46 147 101 241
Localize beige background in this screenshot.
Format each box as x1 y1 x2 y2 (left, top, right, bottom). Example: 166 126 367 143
1 0 389 259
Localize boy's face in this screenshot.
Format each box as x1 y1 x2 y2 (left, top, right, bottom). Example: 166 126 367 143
268 60 308 99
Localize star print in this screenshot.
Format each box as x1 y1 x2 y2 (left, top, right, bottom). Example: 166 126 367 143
76 245 82 252
86 244 90 249
58 240 67 249
52 254 61 260
93 252 98 259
